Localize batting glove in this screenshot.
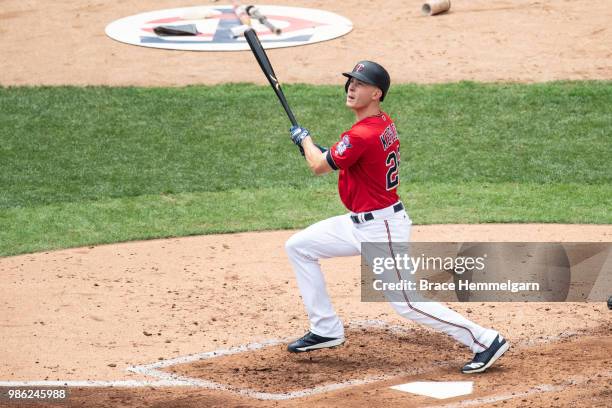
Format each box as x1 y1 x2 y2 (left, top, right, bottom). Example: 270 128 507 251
289 126 310 146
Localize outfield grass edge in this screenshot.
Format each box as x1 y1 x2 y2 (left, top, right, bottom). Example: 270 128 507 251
2 183 610 257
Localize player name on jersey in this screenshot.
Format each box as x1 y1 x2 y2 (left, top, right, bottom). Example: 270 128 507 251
379 123 398 150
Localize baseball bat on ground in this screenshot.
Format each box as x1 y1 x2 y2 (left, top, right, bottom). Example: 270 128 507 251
230 2 252 38
232 1 251 26
246 5 282 35
244 28 298 126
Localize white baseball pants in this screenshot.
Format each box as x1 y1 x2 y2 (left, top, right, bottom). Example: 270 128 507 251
285 207 499 353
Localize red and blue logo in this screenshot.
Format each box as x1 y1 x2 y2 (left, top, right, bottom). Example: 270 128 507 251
335 134 352 156
106 5 353 51
354 63 366 73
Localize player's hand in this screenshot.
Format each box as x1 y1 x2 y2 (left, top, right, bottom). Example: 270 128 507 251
289 126 311 146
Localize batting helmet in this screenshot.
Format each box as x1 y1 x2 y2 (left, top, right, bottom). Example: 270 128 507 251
343 61 391 101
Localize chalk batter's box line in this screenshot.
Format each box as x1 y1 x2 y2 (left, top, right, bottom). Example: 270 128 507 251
0 320 421 396
115 320 605 401
0 320 592 401
127 319 447 401
130 319 410 371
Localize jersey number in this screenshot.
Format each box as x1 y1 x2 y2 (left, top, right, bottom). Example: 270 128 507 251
386 151 399 190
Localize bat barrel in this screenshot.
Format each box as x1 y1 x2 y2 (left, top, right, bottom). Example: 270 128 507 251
244 28 298 127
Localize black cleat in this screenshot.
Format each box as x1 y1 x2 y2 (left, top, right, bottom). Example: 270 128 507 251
287 331 345 353
462 334 510 374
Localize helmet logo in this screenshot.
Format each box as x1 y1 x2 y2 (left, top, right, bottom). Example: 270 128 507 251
354 63 366 73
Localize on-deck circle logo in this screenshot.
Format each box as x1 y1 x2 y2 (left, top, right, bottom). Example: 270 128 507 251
105 5 353 51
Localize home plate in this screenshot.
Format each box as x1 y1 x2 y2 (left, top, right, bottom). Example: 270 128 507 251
390 381 474 399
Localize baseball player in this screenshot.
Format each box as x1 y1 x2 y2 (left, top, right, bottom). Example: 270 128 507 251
285 61 509 373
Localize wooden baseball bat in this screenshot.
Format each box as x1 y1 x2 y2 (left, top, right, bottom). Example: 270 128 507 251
244 28 298 127
232 1 251 26
245 5 282 35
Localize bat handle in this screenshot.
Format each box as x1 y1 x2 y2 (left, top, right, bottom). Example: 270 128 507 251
287 110 298 127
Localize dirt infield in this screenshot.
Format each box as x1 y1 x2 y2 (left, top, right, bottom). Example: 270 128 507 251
1 226 611 406
1 0 611 86
1 0 612 406
28 332 612 407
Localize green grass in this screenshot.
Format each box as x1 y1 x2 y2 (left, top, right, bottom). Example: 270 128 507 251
1 82 610 255
1 183 608 256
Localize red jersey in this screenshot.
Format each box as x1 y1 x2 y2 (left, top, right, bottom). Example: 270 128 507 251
325 112 400 213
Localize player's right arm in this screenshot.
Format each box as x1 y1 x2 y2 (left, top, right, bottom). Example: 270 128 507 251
301 137 332 175
289 126 332 176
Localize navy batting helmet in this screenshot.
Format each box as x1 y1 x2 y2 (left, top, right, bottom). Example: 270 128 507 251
343 61 391 101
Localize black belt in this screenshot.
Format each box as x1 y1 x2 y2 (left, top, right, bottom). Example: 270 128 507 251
350 202 404 224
